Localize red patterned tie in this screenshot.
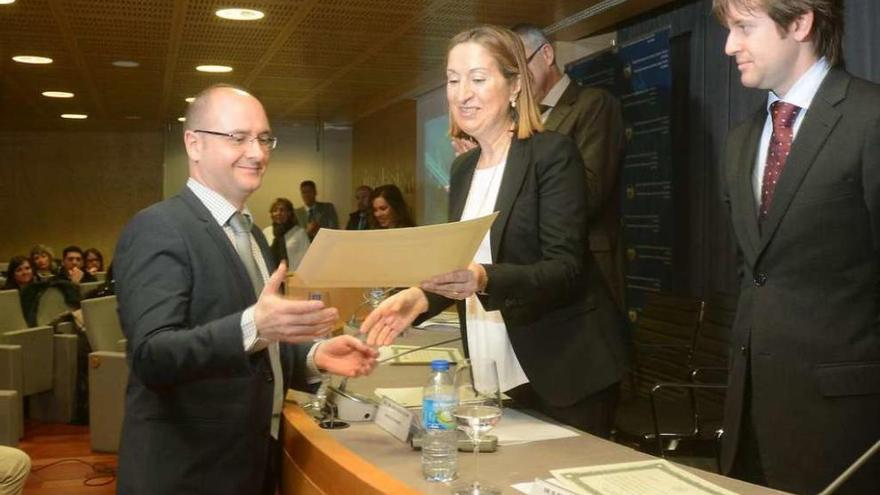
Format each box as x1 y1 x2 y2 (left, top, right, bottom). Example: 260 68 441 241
759 101 801 221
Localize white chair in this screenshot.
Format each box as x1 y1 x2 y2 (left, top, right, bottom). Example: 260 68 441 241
81 296 124 352
78 281 102 299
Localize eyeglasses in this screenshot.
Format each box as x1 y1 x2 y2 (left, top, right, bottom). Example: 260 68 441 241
194 129 278 150
526 43 547 64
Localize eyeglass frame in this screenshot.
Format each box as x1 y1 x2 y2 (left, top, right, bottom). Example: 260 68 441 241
193 129 278 150
525 43 548 64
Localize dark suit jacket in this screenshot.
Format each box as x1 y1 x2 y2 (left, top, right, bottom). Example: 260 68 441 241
346 210 370 230
720 68 880 494
113 187 313 495
545 83 626 310
295 201 339 233
421 131 628 407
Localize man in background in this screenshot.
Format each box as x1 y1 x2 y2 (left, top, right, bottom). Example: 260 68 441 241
54 246 96 284
295 180 339 240
346 185 373 230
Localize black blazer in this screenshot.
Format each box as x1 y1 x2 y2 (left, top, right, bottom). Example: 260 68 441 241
720 68 880 494
113 187 313 495
422 131 628 407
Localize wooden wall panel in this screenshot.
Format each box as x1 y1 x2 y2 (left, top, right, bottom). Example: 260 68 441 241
351 99 417 220
0 130 164 266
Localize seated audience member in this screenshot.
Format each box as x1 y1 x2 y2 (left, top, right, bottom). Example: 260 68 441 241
346 185 373 230
262 198 309 271
369 184 416 229
83 248 104 275
0 446 30 495
295 179 339 240
2 256 39 290
54 246 97 284
30 244 58 278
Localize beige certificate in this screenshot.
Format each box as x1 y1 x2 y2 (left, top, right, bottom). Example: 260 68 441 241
294 212 498 287
551 460 737 495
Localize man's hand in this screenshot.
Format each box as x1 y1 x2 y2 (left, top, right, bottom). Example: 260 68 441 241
68 266 85 284
314 335 379 377
254 262 338 343
305 221 320 237
451 137 478 156
419 263 487 300
359 287 429 346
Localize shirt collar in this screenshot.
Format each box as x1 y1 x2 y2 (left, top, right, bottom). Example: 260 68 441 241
186 177 253 227
766 57 831 112
541 73 571 109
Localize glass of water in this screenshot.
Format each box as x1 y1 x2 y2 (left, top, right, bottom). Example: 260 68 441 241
450 358 502 495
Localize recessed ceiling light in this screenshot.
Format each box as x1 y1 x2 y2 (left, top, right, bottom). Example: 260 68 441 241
216 8 264 21
13 55 53 64
112 60 140 68
0 0 17 5
196 64 233 73
42 91 74 98
185 97 195 103
61 113 88 119
177 117 186 122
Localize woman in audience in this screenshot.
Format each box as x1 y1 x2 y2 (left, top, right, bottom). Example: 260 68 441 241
368 184 416 229
29 244 57 278
262 197 309 271
2 256 39 290
360 25 627 438
83 248 104 275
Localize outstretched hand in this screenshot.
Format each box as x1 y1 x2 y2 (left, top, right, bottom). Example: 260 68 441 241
359 287 429 346
254 261 338 343
314 335 379 377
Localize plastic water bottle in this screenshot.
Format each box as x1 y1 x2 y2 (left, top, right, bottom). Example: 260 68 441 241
422 359 458 482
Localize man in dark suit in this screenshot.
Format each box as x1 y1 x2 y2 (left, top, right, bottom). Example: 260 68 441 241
53 245 97 284
715 1 880 493
345 184 373 230
295 179 339 240
113 84 377 495
513 23 626 312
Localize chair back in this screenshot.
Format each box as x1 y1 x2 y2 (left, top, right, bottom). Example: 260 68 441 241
78 281 102 299
0 290 28 332
81 296 125 352
35 286 74 326
690 292 738 414
629 292 704 400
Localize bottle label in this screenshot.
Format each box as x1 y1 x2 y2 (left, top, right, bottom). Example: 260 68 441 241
423 398 456 430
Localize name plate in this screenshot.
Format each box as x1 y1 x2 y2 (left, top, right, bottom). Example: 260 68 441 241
374 396 415 442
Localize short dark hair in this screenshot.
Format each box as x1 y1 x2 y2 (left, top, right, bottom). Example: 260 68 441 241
300 180 316 190
62 246 84 258
712 0 844 65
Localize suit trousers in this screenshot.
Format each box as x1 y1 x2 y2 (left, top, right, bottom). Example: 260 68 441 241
729 363 768 487
506 381 620 438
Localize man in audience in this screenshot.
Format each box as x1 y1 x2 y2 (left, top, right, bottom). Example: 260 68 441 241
345 185 373 230
295 180 339 240
0 446 29 495
512 23 626 311
714 1 879 493
54 246 97 284
113 84 377 495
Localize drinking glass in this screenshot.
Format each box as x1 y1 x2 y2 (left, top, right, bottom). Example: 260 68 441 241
450 358 502 495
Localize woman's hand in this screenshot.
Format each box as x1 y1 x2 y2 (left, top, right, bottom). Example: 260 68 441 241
419 262 487 300
359 287 429 346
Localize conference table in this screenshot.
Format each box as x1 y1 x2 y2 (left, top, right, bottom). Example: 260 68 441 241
279 326 789 495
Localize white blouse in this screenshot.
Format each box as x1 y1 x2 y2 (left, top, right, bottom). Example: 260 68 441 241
262 225 310 271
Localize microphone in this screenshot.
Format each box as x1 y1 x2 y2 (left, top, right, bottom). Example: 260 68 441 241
818 438 880 495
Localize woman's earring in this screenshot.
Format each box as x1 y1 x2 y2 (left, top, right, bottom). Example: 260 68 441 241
510 98 517 109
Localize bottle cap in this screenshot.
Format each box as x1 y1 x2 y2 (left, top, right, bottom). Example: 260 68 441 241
430 359 450 371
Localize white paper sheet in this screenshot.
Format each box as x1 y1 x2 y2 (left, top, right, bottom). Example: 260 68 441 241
551 460 738 495
294 212 498 287
374 387 423 408
493 408 580 445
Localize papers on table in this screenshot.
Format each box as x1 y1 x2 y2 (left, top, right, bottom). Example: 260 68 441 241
493 408 580 445
294 212 498 287
374 387 423 408
377 344 464 365
414 311 460 330
548 460 738 495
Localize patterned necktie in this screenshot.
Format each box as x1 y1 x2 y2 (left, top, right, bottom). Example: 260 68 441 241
759 101 801 221
228 212 284 438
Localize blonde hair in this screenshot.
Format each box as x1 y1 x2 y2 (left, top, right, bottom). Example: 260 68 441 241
447 25 544 140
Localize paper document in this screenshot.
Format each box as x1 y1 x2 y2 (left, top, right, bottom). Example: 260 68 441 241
414 311 460 329
378 345 464 365
551 460 737 495
493 408 580 445
294 212 498 287
374 387 423 408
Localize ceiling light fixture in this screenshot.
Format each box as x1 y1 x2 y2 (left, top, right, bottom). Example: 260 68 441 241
185 97 195 103
12 55 53 64
61 113 88 119
196 65 233 73
177 117 186 122
112 60 140 68
42 91 75 98
0 0 17 5
215 8 264 21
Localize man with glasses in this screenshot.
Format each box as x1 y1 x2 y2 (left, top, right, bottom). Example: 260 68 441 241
511 23 627 312
113 84 378 495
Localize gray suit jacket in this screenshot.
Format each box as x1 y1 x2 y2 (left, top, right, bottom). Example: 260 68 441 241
295 201 339 233
545 83 626 310
720 68 880 494
114 187 313 495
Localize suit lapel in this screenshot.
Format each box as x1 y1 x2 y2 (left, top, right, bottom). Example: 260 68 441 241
757 69 847 254
543 82 578 132
737 114 764 261
489 137 530 260
449 149 479 222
